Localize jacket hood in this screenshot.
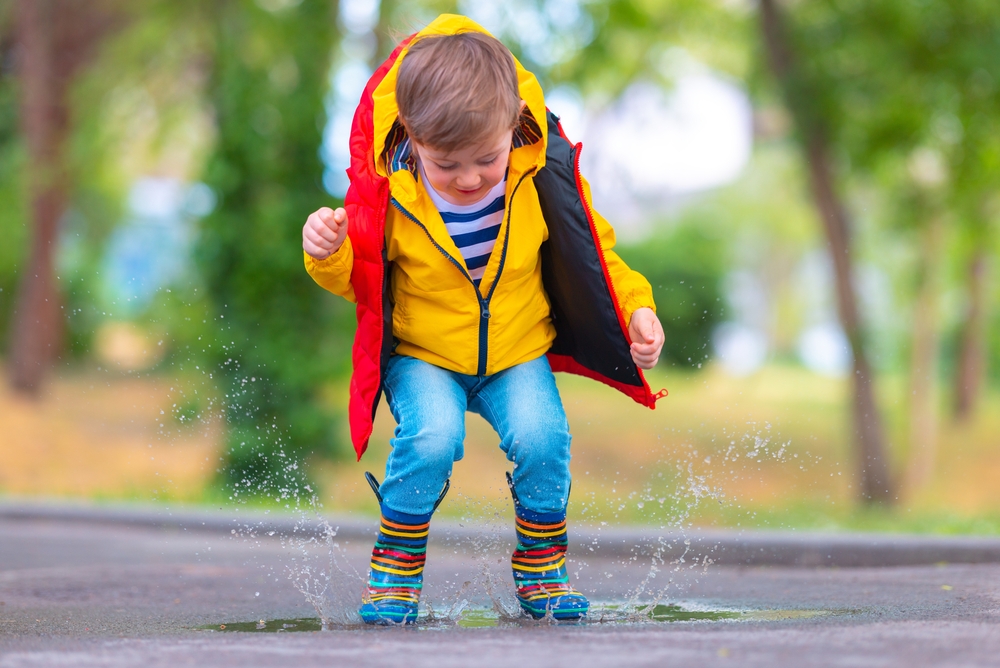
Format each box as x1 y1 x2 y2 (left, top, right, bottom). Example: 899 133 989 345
370 14 548 185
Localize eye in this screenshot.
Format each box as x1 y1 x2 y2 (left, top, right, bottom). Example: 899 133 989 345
478 156 498 166
434 162 458 171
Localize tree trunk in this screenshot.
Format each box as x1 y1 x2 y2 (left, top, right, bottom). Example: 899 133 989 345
8 0 68 394
905 215 945 492
759 0 893 503
953 249 988 422
8 0 117 393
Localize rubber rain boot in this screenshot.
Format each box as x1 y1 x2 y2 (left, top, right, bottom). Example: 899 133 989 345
358 472 449 625
507 472 589 620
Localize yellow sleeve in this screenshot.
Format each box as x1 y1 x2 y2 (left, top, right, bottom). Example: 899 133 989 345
579 174 656 325
303 237 357 303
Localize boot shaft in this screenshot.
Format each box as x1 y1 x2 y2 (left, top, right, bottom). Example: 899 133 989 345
368 506 431 582
370 514 429 578
509 502 589 620
359 473 449 625
512 509 569 583
361 506 433 623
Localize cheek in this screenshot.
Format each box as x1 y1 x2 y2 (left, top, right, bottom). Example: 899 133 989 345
425 167 453 191
483 162 507 185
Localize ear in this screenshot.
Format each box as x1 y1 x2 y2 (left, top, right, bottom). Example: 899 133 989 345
518 99 527 115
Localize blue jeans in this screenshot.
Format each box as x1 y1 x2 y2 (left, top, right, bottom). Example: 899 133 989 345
379 354 572 516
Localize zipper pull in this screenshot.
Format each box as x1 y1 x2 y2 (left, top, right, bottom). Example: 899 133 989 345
480 300 491 319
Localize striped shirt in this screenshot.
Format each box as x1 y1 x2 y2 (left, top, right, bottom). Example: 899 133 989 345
420 163 506 287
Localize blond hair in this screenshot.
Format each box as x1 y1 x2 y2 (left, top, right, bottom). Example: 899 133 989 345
395 32 520 151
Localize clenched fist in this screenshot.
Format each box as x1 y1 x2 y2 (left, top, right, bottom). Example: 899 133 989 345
628 307 665 369
303 207 348 260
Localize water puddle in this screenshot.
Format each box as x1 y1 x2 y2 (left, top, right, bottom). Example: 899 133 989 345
197 603 839 632
217 425 837 636
202 618 325 633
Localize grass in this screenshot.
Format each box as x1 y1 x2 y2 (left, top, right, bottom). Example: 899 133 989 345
317 362 1000 535
2 360 999 535
0 363 219 502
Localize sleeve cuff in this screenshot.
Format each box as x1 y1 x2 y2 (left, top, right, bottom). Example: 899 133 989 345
620 290 656 326
304 238 353 275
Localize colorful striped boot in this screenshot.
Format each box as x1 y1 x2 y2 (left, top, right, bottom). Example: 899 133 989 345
508 473 590 621
358 505 430 625
358 473 448 625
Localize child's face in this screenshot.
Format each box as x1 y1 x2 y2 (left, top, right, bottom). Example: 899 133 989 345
412 128 513 206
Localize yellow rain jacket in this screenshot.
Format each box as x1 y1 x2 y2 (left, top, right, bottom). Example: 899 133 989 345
305 15 662 458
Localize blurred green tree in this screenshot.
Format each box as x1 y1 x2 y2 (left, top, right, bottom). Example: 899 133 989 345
945 36 1000 422
557 0 748 96
617 226 725 368
195 0 355 496
0 9 28 353
756 0 893 503
4 0 119 393
765 0 1000 494
558 0 1000 503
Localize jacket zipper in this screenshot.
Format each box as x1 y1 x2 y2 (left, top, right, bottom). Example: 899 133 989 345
389 170 531 376
570 143 662 403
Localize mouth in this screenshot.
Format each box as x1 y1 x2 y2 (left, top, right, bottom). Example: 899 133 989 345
456 187 481 195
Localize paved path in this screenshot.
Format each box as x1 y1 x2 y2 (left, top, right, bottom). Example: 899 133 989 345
0 506 998 667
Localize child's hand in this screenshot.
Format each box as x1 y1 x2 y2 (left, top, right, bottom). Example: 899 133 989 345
303 207 348 259
628 307 664 370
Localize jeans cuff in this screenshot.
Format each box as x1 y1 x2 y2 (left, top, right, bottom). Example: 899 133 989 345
380 502 434 525
514 502 566 523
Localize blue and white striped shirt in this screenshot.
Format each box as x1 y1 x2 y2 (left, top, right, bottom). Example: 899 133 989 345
420 165 506 287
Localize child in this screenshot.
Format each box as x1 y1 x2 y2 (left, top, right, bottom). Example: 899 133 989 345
302 15 665 624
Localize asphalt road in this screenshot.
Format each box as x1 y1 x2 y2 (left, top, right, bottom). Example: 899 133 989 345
0 508 998 667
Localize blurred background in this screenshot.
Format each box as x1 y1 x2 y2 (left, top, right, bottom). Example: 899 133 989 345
0 0 998 533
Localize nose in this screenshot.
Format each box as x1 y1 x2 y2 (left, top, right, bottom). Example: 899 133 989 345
454 168 480 190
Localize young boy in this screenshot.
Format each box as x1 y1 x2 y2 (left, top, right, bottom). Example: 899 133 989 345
303 15 665 624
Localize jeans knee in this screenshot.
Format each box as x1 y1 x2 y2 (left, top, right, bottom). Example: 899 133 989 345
421 437 463 471
383 414 462 511
403 412 463 464
506 419 571 464
422 409 463 440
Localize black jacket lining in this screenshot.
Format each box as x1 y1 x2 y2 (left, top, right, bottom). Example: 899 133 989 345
536 112 643 388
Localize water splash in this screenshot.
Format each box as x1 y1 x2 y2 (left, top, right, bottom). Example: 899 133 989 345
281 508 364 628
218 411 822 632
436 494 523 622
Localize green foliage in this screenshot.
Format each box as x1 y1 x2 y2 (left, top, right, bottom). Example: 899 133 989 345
617 224 725 367
194 0 355 495
759 0 1000 341
774 0 1000 270
560 0 750 95
785 1 1000 174
0 63 26 353
58 226 105 358
990 294 1000 385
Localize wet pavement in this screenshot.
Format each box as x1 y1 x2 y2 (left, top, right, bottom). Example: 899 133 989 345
0 508 998 667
